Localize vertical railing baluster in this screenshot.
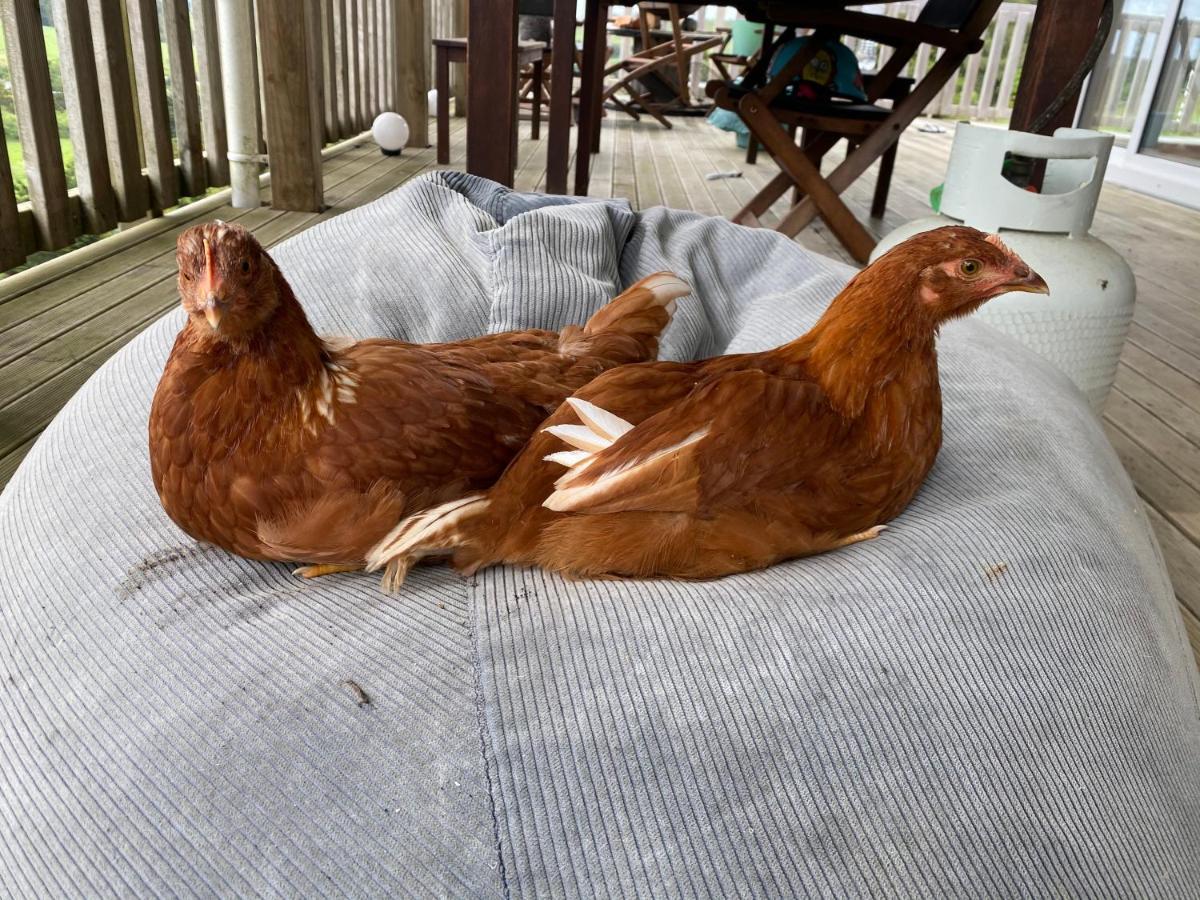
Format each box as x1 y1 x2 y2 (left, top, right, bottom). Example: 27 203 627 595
193 0 230 186
1 0 73 248
335 0 353 136
51 0 118 233
162 0 208 196
321 0 338 140
126 0 179 210
0 105 23 269
89 0 150 221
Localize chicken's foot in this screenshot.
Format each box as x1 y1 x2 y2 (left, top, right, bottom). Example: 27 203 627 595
834 525 887 549
293 563 361 579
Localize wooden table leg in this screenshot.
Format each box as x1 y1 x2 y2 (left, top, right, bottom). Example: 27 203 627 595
545 0 575 194
589 3 608 154
436 45 450 164
467 0 518 185
574 0 606 194
530 55 543 140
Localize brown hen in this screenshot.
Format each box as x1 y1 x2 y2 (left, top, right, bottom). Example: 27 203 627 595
149 221 688 575
367 226 1048 588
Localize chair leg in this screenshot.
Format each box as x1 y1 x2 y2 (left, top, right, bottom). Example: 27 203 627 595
872 140 898 219
738 94 875 263
746 138 759 164
531 57 543 140
436 48 450 165
732 171 791 225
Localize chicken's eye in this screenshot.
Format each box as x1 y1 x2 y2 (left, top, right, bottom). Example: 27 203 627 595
959 259 982 278
240 259 250 273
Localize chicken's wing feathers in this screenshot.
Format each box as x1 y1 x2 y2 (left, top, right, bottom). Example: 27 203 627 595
542 369 834 516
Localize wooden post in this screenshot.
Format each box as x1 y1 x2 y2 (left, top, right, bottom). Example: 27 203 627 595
393 0 429 147
193 0 230 186
88 0 150 220
467 0 518 183
162 0 208 196
257 0 324 211
1 0 72 248
51 0 118 234
1009 0 1106 135
0 106 23 270
126 0 179 211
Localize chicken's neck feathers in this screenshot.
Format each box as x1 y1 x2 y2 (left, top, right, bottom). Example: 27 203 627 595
780 270 938 418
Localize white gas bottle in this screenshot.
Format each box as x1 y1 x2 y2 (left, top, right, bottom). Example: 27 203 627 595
872 123 1135 412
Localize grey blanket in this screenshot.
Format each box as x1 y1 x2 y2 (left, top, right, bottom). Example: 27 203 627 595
1 172 1197 898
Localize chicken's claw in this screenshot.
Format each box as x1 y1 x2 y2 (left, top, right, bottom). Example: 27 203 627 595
293 563 361 579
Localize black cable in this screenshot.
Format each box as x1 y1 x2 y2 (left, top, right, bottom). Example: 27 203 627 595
1027 0 1115 133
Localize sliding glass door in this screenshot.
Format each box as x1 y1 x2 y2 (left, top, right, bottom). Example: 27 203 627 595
1077 0 1200 206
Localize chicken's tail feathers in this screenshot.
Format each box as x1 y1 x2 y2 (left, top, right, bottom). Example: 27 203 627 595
576 272 690 341
365 494 490 591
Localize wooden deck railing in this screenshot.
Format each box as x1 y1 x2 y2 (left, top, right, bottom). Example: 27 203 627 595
0 0 425 274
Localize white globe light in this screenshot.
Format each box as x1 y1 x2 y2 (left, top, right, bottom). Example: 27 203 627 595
372 112 409 156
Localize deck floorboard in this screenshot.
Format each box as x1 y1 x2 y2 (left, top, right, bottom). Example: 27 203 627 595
2 113 1197 664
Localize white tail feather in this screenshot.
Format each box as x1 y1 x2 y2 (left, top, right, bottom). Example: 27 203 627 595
545 450 591 468
365 494 488 588
544 424 611 453
543 398 634 487
565 397 633 441
544 427 710 512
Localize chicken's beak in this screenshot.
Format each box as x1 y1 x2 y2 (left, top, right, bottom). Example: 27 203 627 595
203 295 222 330
1002 266 1049 295
199 235 224 330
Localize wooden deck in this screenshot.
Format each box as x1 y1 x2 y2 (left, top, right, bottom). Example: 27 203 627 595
1 113 1197 662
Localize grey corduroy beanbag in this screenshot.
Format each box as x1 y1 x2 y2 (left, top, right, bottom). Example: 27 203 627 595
1 172 1198 898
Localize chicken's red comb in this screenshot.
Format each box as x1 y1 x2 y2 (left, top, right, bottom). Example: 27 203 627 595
984 232 1015 256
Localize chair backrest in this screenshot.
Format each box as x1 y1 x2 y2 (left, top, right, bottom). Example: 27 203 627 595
916 0 986 30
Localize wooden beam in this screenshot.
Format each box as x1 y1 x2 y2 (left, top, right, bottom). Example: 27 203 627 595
162 0 207 196
393 0 429 147
257 0 324 210
1 0 73 248
51 0 118 234
88 0 150 221
467 0 518 183
126 0 179 210
1009 0 1106 134
0 105 23 270
193 0 230 186
335 0 353 136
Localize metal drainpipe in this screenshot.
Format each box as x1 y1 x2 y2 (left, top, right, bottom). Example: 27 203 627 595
215 0 263 207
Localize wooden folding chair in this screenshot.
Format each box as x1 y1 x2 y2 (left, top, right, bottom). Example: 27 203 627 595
603 2 726 128
708 0 1000 263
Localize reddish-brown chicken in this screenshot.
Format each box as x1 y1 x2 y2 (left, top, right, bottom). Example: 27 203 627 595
367 226 1048 588
149 221 688 575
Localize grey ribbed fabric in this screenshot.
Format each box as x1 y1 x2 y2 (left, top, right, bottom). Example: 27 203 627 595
1 172 1197 897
